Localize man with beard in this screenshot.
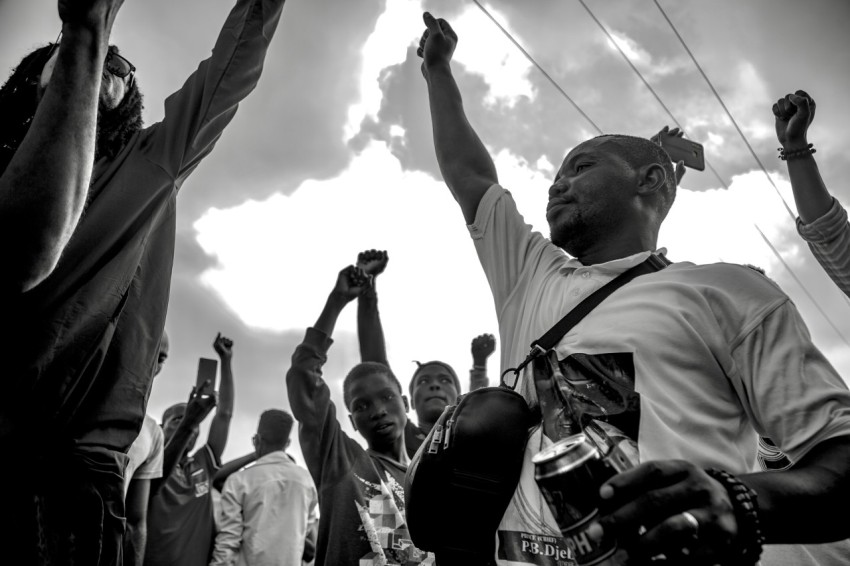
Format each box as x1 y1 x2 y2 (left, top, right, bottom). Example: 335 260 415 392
417 12 850 566
0 0 287 563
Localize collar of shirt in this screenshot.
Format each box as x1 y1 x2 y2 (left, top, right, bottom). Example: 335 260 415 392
558 247 668 276
252 450 296 467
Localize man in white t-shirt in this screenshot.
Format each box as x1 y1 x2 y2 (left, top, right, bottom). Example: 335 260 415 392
417 12 850 566
122 331 168 566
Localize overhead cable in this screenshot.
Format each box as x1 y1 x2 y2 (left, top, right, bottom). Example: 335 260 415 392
470 0 603 135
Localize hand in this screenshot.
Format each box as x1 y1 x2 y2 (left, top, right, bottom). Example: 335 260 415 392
213 333 234 360
773 90 816 149
652 126 687 185
185 380 217 423
471 333 496 365
594 460 737 564
417 12 458 79
356 249 389 277
58 0 125 31
333 265 372 301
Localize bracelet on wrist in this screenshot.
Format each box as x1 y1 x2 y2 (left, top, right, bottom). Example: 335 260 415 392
778 143 816 161
705 468 764 565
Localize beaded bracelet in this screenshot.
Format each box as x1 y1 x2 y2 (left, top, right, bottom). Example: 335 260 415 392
778 143 816 161
705 468 764 565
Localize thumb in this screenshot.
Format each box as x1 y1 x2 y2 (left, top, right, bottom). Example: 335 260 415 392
423 12 443 35
675 160 686 184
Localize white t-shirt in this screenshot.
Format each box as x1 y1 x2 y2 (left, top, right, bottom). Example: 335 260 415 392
123 414 164 496
469 185 850 566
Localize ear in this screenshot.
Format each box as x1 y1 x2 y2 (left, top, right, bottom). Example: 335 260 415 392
402 395 410 413
636 163 668 197
348 414 357 431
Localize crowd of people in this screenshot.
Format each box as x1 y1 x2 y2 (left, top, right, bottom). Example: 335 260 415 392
1 0 850 565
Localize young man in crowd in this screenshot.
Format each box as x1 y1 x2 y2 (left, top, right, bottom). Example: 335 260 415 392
0 0 287 561
417 12 850 566
353 249 496 456
211 409 318 566
123 331 170 566
146 334 236 566
286 264 434 566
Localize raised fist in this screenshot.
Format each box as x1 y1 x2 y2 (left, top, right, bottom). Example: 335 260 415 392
417 12 458 79
773 90 816 149
471 333 496 365
356 249 389 277
213 333 234 360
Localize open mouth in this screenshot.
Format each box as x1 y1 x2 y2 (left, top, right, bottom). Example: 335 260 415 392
374 422 394 433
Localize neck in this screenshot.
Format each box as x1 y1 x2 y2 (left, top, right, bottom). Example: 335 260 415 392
573 228 657 266
371 435 409 465
417 418 436 434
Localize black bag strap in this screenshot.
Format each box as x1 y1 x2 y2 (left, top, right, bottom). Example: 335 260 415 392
501 253 671 389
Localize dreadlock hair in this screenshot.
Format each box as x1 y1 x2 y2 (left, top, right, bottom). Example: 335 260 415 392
342 362 403 410
0 43 144 175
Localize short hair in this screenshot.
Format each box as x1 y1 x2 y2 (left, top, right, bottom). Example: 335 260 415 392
408 361 461 396
257 409 294 447
342 362 403 409
162 402 186 425
593 134 677 219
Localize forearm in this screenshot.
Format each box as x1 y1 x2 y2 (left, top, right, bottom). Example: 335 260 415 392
213 452 258 491
124 522 147 566
739 435 850 543
358 288 388 365
469 365 489 391
314 291 350 337
208 355 234 458
0 25 109 292
158 419 201 485
785 151 831 225
425 62 497 223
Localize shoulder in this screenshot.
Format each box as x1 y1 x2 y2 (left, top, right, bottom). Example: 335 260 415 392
659 261 787 301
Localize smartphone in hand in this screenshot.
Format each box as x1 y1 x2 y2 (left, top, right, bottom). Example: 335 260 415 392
657 131 705 171
196 357 218 393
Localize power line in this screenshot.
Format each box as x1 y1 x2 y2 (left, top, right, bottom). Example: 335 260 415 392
575 0 850 345
575 0 729 192
470 0 603 135
651 0 796 221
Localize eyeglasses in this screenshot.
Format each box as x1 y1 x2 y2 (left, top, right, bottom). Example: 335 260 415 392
105 50 135 87
43 31 136 88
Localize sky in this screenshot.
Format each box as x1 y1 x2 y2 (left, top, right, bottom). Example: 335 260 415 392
2 0 850 466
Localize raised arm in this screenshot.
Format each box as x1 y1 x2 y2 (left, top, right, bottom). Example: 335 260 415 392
207 333 235 461
356 250 390 366
155 383 216 493
147 0 286 182
0 0 124 292
418 12 497 224
774 90 831 224
469 333 496 391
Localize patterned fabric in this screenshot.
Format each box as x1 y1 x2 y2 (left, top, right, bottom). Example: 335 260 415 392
797 197 850 298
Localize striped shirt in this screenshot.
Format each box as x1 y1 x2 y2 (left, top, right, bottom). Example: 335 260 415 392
797 197 850 298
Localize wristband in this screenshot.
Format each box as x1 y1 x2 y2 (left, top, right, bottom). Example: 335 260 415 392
778 143 816 161
705 468 764 565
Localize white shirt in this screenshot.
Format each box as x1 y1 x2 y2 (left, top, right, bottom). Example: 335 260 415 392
123 414 164 496
469 184 850 566
210 451 318 566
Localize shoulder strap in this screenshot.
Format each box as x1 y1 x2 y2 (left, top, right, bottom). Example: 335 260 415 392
501 253 670 388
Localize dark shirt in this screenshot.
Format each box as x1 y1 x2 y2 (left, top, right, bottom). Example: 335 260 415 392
146 445 221 566
286 328 434 566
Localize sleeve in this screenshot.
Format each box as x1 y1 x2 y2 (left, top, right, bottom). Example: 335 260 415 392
142 0 286 184
796 197 850 298
209 475 244 566
132 423 164 480
468 184 557 314
731 300 850 463
469 366 490 391
285 327 359 489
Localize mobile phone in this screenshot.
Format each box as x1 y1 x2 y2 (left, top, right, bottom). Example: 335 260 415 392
196 357 218 392
657 132 705 171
